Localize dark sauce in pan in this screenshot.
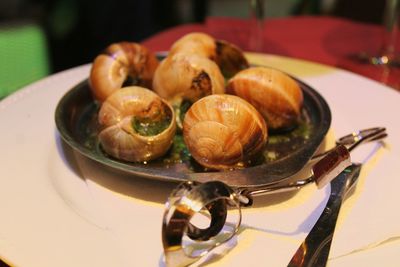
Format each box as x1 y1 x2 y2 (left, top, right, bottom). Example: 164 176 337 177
76 102 312 173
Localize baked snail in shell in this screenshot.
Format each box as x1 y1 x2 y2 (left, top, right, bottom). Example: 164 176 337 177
170 32 249 77
90 42 159 102
98 86 176 162
152 52 225 128
226 66 304 130
183 94 268 170
153 52 225 105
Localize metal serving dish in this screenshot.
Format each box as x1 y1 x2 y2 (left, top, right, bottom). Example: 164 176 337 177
55 77 330 187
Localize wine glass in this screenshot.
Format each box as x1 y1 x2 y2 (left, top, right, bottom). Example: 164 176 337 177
359 0 400 66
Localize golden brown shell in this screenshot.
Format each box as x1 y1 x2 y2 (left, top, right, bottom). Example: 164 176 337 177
169 32 249 77
183 94 268 170
89 42 159 102
226 66 304 130
152 52 225 106
170 32 216 59
98 86 176 162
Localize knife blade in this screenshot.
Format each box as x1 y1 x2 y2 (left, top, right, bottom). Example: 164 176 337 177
287 163 362 267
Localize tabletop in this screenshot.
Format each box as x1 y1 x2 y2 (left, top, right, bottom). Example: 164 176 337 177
142 15 400 92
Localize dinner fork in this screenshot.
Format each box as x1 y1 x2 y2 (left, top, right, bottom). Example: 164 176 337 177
311 127 387 161
287 163 362 267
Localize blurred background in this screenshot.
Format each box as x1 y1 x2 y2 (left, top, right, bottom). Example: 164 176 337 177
0 0 386 97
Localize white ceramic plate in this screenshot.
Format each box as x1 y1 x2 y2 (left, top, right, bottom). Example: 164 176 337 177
1 54 400 267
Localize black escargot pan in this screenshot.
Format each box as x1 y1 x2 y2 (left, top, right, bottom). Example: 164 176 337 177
55 77 331 188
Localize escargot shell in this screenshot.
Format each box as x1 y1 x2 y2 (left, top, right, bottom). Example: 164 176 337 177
226 66 304 130
152 52 225 106
169 32 249 77
98 86 176 162
89 42 159 102
183 94 268 170
170 32 216 59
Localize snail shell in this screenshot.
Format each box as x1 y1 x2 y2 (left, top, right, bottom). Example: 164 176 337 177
169 32 249 77
183 94 268 170
152 52 225 105
170 32 215 59
226 67 304 130
89 42 159 102
98 86 176 162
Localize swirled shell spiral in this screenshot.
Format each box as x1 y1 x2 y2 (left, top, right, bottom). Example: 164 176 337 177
183 94 268 170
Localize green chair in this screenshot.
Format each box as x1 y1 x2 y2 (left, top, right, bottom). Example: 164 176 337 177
0 22 50 99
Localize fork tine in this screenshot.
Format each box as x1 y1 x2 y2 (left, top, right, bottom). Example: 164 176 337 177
336 127 386 146
347 128 387 152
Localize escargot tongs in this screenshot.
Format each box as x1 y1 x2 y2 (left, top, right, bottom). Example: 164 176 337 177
161 127 387 267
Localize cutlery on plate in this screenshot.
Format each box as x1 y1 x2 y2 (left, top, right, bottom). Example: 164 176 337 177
311 127 387 161
161 127 387 267
287 163 362 267
287 127 387 267
236 127 386 199
162 145 351 267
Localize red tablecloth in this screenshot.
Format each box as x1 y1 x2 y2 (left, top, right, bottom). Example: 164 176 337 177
142 16 400 91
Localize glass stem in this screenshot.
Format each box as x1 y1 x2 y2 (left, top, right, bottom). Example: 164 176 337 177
249 0 264 51
381 0 400 61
